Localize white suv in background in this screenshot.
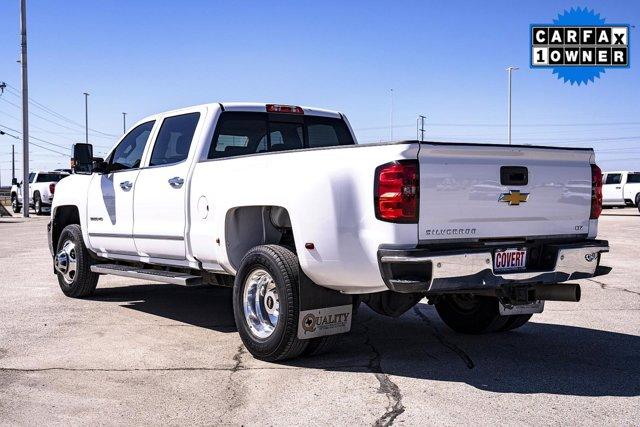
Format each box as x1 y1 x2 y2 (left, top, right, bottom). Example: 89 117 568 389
11 170 70 215
602 171 640 207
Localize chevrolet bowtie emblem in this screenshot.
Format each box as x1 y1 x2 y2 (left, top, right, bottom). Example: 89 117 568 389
499 190 529 206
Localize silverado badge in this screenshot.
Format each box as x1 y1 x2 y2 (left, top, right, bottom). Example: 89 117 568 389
499 190 529 206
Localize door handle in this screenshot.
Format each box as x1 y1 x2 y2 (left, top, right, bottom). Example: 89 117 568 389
119 181 133 191
168 177 184 188
615 186 622 189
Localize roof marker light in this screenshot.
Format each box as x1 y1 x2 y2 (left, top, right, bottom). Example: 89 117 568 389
266 104 304 114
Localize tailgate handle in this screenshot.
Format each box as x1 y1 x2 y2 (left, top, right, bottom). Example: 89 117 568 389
501 166 528 186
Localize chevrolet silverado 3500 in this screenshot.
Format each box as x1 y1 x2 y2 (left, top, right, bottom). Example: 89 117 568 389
48 102 610 361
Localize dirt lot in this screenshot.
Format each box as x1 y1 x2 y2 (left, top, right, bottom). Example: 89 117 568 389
0 210 638 425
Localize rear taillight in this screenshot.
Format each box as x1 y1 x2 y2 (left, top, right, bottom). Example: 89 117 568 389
374 160 419 223
590 164 602 219
49 183 55 195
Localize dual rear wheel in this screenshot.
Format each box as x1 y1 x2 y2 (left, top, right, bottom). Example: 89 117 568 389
232 245 337 361
434 294 532 334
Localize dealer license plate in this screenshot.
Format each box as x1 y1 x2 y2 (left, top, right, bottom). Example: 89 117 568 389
494 248 527 272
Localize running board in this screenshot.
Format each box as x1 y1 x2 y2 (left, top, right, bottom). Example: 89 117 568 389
90 264 202 286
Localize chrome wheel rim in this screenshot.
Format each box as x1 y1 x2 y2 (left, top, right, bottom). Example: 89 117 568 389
242 269 280 339
35 199 40 212
55 240 77 285
11 198 17 210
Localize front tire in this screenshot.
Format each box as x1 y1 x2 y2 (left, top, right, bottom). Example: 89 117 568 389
55 224 99 298
434 294 510 334
233 245 308 361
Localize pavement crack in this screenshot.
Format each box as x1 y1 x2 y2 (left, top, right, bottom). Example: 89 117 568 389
219 345 247 421
588 278 640 297
231 344 246 372
413 306 475 369
0 367 233 373
362 323 405 427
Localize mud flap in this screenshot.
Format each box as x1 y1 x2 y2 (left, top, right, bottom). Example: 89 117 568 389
297 271 353 340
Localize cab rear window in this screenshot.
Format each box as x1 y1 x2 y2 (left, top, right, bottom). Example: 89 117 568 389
208 112 354 159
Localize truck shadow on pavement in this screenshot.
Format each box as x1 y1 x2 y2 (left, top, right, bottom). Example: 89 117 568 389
89 285 639 397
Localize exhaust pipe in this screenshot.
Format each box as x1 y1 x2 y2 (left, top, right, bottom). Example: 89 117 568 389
534 284 581 302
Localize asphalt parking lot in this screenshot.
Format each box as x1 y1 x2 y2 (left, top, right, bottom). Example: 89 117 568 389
1 209 638 425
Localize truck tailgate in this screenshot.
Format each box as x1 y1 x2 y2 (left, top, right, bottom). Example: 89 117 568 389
418 143 594 242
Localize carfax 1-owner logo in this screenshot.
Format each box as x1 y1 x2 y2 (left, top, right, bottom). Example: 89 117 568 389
530 7 630 85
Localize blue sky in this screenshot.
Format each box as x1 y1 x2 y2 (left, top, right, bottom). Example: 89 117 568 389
0 0 638 185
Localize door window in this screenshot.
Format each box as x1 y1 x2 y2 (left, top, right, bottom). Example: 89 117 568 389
149 113 200 167
108 121 155 171
626 173 640 183
604 173 622 185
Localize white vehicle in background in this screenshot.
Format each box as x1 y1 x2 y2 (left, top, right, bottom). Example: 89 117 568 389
602 171 640 207
47 102 610 361
11 170 69 215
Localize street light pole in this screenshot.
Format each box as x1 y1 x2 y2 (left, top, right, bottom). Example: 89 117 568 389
20 0 30 218
83 92 89 143
506 66 519 145
122 112 127 133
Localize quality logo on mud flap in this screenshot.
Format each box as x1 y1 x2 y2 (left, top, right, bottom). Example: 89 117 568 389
298 304 352 339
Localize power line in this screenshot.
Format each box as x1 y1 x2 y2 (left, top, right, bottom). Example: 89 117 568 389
3 83 118 137
354 122 640 131
0 124 71 151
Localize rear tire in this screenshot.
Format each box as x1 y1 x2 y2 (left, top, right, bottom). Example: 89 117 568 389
499 313 533 331
11 195 21 213
55 224 99 298
434 294 509 334
233 245 308 361
34 192 42 215
635 194 640 208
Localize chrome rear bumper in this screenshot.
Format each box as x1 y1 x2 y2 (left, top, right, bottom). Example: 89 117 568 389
378 240 610 293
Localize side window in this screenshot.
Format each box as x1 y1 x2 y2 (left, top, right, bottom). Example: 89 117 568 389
627 173 640 184
605 174 622 185
109 121 155 171
149 113 200 167
28 172 35 183
209 113 267 159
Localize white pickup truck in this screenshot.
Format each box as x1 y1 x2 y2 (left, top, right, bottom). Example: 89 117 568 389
602 171 640 207
48 102 610 361
11 170 69 215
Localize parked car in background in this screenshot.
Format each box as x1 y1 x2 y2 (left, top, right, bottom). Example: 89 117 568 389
11 170 70 215
602 171 640 207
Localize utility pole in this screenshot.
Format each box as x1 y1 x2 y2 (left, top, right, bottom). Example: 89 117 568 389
389 88 394 142
12 144 15 181
506 66 518 145
122 112 127 133
416 115 426 142
20 0 30 218
83 92 89 143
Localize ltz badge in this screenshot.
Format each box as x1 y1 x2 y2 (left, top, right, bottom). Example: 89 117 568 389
530 8 630 85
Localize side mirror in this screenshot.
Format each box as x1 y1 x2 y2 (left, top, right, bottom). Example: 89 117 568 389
11 178 18 186
72 143 94 174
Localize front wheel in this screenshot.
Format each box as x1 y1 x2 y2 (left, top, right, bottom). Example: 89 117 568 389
233 245 308 361
55 224 99 298
435 294 511 334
